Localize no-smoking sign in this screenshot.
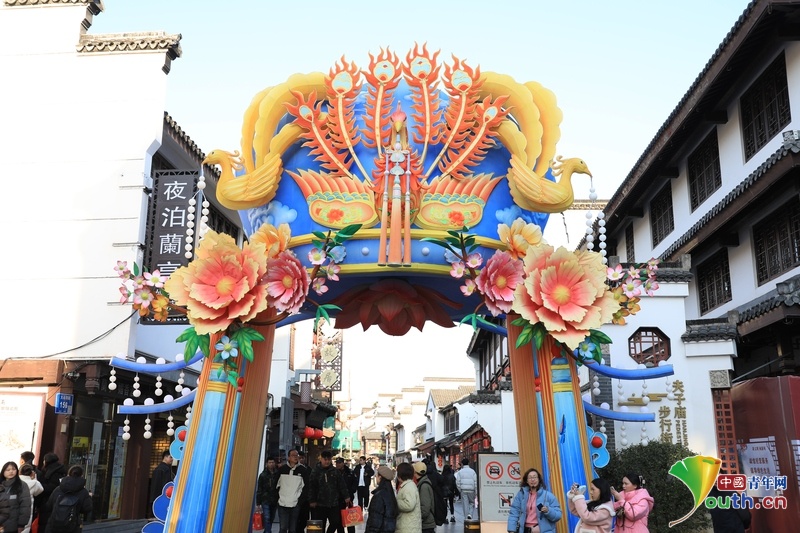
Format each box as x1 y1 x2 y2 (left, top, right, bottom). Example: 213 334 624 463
508 461 521 480
485 461 503 480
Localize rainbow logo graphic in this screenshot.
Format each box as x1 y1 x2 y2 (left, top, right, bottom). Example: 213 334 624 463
667 455 722 527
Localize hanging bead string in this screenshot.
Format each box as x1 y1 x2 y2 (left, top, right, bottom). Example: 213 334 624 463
167 414 175 436
184 171 210 260
620 422 628 447
108 368 117 391
133 373 141 397
144 417 152 440
122 418 131 441
585 177 608 264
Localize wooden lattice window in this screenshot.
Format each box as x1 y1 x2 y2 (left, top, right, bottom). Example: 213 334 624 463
444 408 459 434
754 196 800 285
650 183 674 247
712 388 741 474
628 328 670 367
625 224 635 262
698 249 732 314
741 52 791 161
688 131 722 211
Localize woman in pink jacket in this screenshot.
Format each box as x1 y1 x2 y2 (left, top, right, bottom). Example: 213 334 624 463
610 473 654 533
566 478 614 533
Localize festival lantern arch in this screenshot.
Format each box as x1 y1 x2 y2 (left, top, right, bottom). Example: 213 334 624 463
111 45 671 533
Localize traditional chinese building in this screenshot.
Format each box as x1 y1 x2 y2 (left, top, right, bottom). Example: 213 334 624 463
587 0 800 527
0 1 246 520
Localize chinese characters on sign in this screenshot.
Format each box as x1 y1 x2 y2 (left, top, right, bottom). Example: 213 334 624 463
143 170 198 324
659 380 689 446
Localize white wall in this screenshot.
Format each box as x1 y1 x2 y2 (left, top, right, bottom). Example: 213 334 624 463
1 4 172 360
604 283 732 457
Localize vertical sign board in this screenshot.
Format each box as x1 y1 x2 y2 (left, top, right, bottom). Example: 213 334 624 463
142 169 198 324
478 453 521 522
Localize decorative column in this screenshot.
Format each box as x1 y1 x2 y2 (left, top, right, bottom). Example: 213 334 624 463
165 314 279 532
221 312 278 531
537 337 593 533
506 313 542 472
165 332 229 532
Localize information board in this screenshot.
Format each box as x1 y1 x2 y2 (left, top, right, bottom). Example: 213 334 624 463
477 452 521 522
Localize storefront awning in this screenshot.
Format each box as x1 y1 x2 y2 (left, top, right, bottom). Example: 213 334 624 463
331 429 361 451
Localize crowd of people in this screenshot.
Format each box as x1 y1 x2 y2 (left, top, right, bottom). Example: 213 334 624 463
0 451 92 533
254 453 483 533
254 450 759 533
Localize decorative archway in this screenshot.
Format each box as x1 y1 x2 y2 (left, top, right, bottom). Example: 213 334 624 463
113 46 671 533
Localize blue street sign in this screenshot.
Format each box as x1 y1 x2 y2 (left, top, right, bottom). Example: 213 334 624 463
54 393 73 415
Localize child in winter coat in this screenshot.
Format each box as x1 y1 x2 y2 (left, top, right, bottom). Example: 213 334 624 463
566 479 614 533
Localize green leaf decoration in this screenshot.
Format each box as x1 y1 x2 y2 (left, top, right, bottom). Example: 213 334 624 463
198 333 210 357
312 231 328 240
336 223 362 239
591 344 603 364
446 230 462 239
458 313 479 330
312 240 324 249
516 324 533 348
176 327 200 362
468 244 480 253
132 262 140 276
589 329 613 345
511 317 528 327
227 372 239 389
464 236 476 248
445 236 462 248
532 323 546 351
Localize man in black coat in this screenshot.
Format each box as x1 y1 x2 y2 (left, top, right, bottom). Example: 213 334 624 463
150 450 174 516
352 456 374 508
308 451 351 533
39 452 68 531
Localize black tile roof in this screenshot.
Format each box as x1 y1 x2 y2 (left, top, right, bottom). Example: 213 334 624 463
681 319 738 342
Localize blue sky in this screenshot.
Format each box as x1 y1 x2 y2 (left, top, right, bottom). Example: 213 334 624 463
91 1 752 403
93 0 751 200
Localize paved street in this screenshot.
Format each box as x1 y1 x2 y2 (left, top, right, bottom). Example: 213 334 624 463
81 496 485 532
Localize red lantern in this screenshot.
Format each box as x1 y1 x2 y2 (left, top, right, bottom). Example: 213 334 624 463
304 427 315 438
314 428 324 439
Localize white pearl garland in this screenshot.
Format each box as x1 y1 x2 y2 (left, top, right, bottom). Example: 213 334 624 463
108 368 117 391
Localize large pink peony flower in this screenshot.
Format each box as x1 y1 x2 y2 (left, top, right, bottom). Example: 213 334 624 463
165 231 269 335
475 250 524 316
264 250 310 314
512 245 618 349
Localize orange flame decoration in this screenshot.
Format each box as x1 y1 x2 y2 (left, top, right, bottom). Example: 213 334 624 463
402 43 445 162
361 48 402 156
425 56 483 178
284 90 354 178
325 58 365 179
439 95 510 180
